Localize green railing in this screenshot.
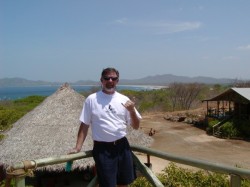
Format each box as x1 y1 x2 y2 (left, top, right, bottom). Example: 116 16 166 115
5 145 250 187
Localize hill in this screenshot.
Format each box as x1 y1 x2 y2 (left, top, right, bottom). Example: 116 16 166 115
119 74 234 85
0 74 236 87
0 78 61 87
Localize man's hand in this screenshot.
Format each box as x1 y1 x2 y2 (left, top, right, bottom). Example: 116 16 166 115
122 99 140 129
122 100 135 113
68 148 80 155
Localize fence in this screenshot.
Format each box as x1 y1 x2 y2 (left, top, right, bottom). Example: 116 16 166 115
5 145 250 187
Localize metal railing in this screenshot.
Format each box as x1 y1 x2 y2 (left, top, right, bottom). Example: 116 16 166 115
212 115 233 136
5 145 250 187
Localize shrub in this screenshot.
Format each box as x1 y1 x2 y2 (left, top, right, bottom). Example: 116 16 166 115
120 89 171 113
206 119 219 135
0 109 24 131
0 134 4 141
130 162 229 187
0 96 46 132
130 176 153 187
233 119 250 138
220 121 239 138
159 163 228 187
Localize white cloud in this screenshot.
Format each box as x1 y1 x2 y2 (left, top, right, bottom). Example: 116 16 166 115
197 6 204 11
237 45 250 50
201 56 210 60
112 18 202 34
147 21 202 34
222 56 239 61
114 18 128 24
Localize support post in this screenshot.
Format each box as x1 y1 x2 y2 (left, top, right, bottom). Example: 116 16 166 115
230 174 241 187
15 177 25 187
87 175 98 187
147 154 150 165
132 152 164 187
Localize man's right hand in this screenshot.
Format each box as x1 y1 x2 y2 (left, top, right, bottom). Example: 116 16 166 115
68 148 80 154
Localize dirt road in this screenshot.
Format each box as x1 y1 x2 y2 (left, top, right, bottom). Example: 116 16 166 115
138 113 250 173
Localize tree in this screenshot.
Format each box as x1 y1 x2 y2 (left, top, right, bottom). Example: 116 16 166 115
168 83 204 111
232 80 250 87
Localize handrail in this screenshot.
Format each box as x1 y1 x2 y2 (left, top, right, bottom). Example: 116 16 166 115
212 121 221 135
131 145 250 179
212 115 233 136
131 145 250 187
7 150 93 171
5 146 250 187
5 151 94 187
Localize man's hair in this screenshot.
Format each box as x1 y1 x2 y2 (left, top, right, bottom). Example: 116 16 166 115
101 67 119 78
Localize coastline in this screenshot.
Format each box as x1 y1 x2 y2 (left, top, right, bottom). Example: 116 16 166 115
0 84 166 100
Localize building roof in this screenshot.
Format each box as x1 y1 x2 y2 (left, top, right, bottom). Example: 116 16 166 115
232 88 250 101
0 84 152 171
203 87 250 104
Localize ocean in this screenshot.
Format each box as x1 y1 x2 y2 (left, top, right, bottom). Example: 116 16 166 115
0 85 163 100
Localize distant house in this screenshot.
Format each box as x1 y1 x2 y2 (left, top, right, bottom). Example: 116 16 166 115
203 88 250 120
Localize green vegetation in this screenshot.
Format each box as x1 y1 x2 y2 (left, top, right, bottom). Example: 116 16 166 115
220 121 239 138
0 96 46 140
121 89 171 113
232 119 250 138
130 162 250 187
206 118 220 135
207 118 250 139
0 180 15 187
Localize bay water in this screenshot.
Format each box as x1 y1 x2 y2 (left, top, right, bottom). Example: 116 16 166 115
0 85 161 100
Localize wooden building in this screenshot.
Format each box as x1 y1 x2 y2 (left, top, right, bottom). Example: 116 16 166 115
203 88 250 120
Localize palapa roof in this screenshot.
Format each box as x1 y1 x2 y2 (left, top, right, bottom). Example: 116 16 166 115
203 88 250 104
0 83 152 171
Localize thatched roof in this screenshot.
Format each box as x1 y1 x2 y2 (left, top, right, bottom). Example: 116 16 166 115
0 84 152 171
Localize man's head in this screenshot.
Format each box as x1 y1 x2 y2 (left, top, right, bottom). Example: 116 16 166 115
100 67 119 94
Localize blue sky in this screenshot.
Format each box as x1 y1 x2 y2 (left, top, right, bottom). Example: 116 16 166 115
1 1 250 82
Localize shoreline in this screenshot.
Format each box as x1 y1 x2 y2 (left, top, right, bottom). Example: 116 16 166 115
0 84 166 100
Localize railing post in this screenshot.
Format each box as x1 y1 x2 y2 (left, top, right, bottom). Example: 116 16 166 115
87 175 98 187
15 177 25 187
230 174 241 187
132 152 164 187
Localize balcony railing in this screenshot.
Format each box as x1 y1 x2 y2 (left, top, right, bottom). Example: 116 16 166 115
5 145 250 187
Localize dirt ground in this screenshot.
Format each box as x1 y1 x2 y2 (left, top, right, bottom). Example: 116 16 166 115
137 112 250 174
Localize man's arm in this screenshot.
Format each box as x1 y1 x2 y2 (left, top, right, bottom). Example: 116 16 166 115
129 110 140 129
122 100 140 130
69 122 89 154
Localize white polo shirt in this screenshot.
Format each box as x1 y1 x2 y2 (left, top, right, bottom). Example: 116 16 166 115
79 91 141 142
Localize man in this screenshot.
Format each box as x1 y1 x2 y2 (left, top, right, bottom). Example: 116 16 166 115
70 67 141 187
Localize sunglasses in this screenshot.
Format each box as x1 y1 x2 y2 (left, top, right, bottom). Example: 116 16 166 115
103 76 119 81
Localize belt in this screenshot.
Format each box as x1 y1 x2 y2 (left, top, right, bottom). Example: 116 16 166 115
94 137 126 145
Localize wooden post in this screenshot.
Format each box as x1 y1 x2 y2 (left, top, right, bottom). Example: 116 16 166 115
132 153 164 187
230 174 241 187
87 175 98 187
217 101 220 117
206 101 208 116
147 154 150 165
15 177 25 187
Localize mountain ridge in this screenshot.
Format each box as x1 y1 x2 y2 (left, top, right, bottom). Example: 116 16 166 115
0 74 238 87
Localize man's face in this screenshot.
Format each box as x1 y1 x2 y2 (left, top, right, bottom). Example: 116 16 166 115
101 71 119 94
